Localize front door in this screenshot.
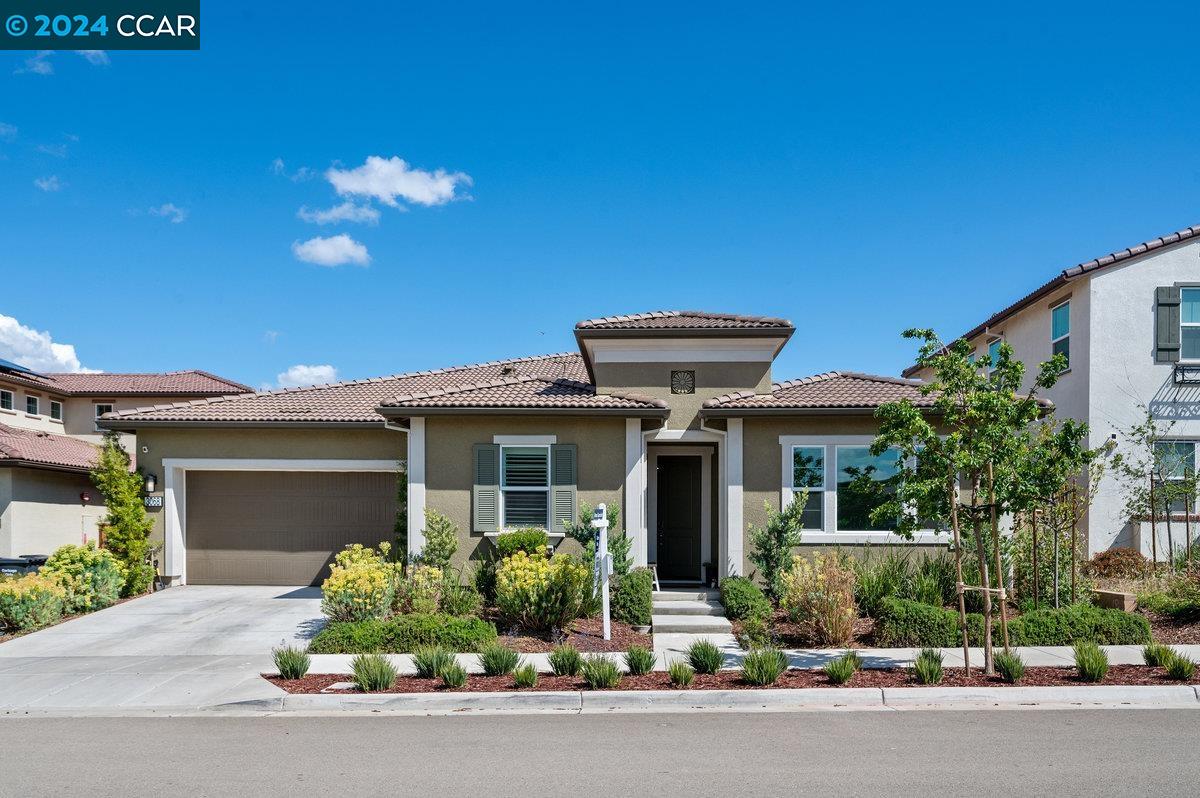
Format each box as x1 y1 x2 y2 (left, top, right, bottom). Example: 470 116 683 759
656 455 702 581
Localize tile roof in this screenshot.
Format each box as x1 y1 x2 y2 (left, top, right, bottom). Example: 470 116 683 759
703 372 934 412
902 221 1200 377
0 424 98 472
575 310 793 331
103 353 594 424
380 376 667 412
0 368 250 396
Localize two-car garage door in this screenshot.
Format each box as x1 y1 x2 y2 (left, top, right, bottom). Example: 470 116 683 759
185 471 397 585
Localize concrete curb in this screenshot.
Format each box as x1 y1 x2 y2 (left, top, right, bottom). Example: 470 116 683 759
881 685 1200 709
579 688 884 713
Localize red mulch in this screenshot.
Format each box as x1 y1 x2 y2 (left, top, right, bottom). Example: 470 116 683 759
1143 610 1200 645
266 664 1192 694
734 609 877 649
491 614 652 653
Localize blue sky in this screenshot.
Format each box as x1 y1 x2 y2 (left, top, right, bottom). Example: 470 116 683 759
3 1 1199 388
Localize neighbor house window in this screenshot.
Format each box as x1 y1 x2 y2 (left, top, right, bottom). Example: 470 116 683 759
1181 288 1200 360
1154 441 1196 514
835 446 901 531
0 390 11 411
50 400 62 421
1051 300 1070 368
94 403 114 431
25 396 38 415
500 445 550 528
987 337 1003 372
791 446 825 530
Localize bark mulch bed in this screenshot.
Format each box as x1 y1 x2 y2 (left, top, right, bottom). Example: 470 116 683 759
490 614 652 653
266 664 1193 695
733 609 876 649
1143 609 1200 645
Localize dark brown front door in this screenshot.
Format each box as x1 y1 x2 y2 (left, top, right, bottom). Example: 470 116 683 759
656 455 702 581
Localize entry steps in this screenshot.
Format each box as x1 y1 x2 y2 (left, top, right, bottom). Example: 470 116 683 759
651 589 732 634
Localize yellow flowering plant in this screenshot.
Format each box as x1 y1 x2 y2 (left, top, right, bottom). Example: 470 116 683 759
0 573 66 631
393 564 444 615
779 552 858 647
495 550 589 634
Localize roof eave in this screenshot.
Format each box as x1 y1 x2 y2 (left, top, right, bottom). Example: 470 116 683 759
699 405 938 417
377 406 670 418
96 419 389 431
0 459 92 474
573 326 795 382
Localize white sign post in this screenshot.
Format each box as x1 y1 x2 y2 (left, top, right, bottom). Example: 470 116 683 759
591 503 613 641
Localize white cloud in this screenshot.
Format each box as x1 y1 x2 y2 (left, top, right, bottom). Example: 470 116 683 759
276 364 338 388
0 313 98 373
271 157 314 182
36 142 68 158
263 330 279 344
34 175 62 192
291 234 370 267
325 155 472 208
297 201 381 226
148 202 187 223
0 123 16 141
16 51 54 76
75 50 110 66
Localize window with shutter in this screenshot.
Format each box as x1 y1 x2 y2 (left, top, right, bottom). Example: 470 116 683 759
1156 286 1182 363
550 443 577 533
501 445 550 528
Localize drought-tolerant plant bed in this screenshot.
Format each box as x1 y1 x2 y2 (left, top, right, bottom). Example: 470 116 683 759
1141 609 1200 645
266 663 1194 694
494 614 652 653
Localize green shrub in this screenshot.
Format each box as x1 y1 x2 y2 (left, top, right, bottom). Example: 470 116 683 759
623 645 656 676
741 648 788 686
875 597 985 647
89 431 155 597
668 661 695 687
479 643 520 676
473 554 498 604
823 654 856 685
720 576 771 621
308 614 498 654
1073 642 1108 683
1143 643 1174 667
40 543 123 614
417 508 458 569
1138 574 1200 621
412 646 456 679
272 645 311 680
748 496 806 602
736 614 772 650
513 663 538 688
854 548 914 617
912 648 943 685
549 644 583 677
612 568 654 626
321 561 394 622
392 564 444 615
121 563 156 598
780 552 857 647
994 650 1026 684
1164 653 1197 682
911 573 942 607
440 662 468 688
580 655 621 689
1005 604 1151 646
351 653 397 691
686 639 724 675
440 583 482 617
914 551 958 607
494 528 549 559
0 574 65 631
496 551 589 633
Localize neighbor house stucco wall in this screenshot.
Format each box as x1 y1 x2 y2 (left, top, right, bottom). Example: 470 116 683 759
423 415 627 569
592 361 772 430
0 377 69 436
0 467 104 558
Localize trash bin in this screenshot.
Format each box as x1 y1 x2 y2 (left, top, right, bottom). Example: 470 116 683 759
16 554 49 573
0 557 31 577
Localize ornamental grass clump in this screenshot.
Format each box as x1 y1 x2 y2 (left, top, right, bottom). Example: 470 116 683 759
912 648 943 685
272 645 311 680
1143 643 1174 667
580 655 621 689
440 662 468 688
668 661 696 687
623 645 656 676
495 551 589 634
412 646 456 679
1073 642 1109 683
780 552 858 647
1164 653 1197 682
513 663 539 688
994 650 1026 684
549 643 583 677
479 643 521 676
686 639 724 675
351 653 397 691
823 654 857 685
741 648 788 686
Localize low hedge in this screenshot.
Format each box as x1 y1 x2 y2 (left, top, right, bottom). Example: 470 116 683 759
308 613 498 654
720 576 771 621
876 597 1151 647
612 568 653 626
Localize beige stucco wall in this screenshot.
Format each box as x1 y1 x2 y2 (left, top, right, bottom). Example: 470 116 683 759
424 415 627 569
0 377 69 435
0 467 105 558
592 361 772 430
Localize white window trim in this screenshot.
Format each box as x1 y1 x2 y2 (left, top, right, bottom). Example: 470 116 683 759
499 444 551 530
1180 287 1200 363
25 395 39 416
0 389 13 413
779 435 942 544
986 336 1003 374
493 434 557 445
94 402 114 432
49 400 63 422
1050 299 1070 361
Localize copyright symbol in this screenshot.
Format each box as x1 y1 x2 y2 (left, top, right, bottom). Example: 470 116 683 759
5 14 27 36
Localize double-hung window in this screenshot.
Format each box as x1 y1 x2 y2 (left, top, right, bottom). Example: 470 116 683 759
94 403 114 431
1181 288 1200 361
1154 440 1196 514
50 400 62 421
25 396 38 415
500 445 550 528
790 446 825 530
0 390 12 411
1051 300 1070 368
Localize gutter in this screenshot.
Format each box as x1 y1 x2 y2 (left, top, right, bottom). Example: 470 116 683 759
375 407 670 419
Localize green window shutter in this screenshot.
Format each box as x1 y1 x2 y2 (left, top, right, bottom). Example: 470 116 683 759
473 444 500 533
1156 286 1181 362
550 443 578 533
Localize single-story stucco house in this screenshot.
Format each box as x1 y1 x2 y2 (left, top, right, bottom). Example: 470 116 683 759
101 311 940 587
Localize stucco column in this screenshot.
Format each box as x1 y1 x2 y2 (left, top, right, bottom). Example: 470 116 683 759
624 418 647 567
162 464 186 583
407 417 426 560
725 418 744 577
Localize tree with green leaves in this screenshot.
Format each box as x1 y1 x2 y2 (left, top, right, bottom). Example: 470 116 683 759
871 330 1092 674
89 432 155 596
748 494 806 603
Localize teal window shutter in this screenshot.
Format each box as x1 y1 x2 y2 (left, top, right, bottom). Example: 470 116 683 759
473 444 500 533
550 443 578 533
1156 286 1181 362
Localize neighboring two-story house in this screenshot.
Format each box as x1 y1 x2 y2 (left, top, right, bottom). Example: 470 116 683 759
903 222 1200 557
0 359 249 558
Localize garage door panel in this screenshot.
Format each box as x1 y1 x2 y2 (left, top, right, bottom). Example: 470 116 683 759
186 470 397 585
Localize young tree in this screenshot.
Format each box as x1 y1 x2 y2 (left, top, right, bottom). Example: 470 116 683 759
871 331 1091 674
748 494 806 603
89 432 155 596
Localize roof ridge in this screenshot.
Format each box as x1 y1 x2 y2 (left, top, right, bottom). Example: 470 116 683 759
575 310 792 329
387 374 541 404
770 371 843 392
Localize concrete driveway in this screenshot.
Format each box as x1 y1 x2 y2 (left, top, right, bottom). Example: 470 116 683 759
0 586 322 711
